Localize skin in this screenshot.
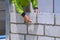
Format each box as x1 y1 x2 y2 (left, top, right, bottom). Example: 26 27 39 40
24 9 38 23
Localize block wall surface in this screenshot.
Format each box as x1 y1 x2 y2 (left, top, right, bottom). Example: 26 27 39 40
6 0 60 40
9 12 60 40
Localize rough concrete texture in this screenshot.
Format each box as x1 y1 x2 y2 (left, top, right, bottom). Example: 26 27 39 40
9 12 60 40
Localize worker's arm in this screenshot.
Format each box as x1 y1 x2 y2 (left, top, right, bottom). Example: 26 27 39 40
31 0 38 9
31 0 38 13
11 0 32 23
12 0 25 17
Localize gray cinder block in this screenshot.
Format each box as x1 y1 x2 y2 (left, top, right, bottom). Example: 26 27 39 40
45 25 60 37
38 12 54 24
11 34 24 40
28 25 44 35
38 36 54 40
11 24 27 34
26 35 37 40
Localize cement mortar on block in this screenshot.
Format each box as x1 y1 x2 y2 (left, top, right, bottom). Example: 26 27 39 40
38 36 54 40
11 34 24 40
26 35 37 40
56 38 60 40
11 24 27 34
45 25 60 37
38 12 54 24
28 24 44 35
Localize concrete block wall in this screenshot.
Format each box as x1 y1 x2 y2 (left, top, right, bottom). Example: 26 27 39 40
9 10 60 40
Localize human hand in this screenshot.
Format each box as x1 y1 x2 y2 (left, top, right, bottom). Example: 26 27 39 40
23 15 32 23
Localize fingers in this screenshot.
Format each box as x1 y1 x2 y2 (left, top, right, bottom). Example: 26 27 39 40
24 15 32 23
25 19 32 23
28 19 32 23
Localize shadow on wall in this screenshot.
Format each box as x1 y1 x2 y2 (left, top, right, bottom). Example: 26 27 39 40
0 21 5 35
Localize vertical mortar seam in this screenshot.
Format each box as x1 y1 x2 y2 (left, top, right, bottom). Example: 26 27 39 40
54 14 56 26
27 24 28 35
54 37 56 40
37 36 38 40
44 25 45 36
24 35 26 40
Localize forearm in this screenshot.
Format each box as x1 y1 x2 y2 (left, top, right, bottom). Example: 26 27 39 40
31 0 38 9
13 0 26 17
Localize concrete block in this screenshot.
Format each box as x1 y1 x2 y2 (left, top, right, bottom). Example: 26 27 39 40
38 36 54 40
38 12 54 24
28 25 44 35
45 25 60 37
54 0 60 13
0 1 5 10
11 24 27 34
26 35 37 40
26 12 36 23
11 34 24 40
55 14 60 25
38 0 53 13
56 38 60 40
10 3 24 23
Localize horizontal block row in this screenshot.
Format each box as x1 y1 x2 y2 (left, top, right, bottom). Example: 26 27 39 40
10 12 36 23
10 12 55 24
11 34 55 40
11 24 44 35
11 34 37 40
27 36 54 40
11 24 60 37
10 12 60 25
0 1 5 10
